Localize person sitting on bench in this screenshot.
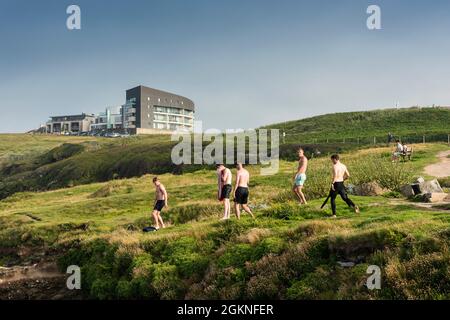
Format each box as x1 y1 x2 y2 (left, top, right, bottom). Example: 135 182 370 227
392 140 404 162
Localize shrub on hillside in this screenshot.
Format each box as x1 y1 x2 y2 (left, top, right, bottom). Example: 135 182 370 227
349 155 414 191
160 237 211 278
151 262 184 299
38 143 85 165
438 177 450 188
385 252 450 299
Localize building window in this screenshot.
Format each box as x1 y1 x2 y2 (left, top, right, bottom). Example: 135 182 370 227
168 107 181 114
154 122 166 130
155 106 167 113
147 97 150 101
154 114 167 121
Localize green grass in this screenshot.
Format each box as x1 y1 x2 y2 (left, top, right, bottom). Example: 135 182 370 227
0 134 102 167
264 107 450 144
3 106 449 201
1 142 449 299
0 134 207 200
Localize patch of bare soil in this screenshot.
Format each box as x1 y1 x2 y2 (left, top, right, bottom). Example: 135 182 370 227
0 244 84 300
389 198 450 212
424 150 450 178
0 261 83 300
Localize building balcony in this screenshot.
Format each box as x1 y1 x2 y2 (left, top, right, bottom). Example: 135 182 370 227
126 108 136 114
127 116 136 122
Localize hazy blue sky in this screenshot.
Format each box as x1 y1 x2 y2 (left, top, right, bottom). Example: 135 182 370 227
1 0 450 132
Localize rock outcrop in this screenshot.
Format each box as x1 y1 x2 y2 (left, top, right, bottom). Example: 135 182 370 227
354 182 385 196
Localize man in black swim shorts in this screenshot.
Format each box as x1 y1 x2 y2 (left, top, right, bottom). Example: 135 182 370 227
233 163 255 219
217 164 232 220
152 176 168 229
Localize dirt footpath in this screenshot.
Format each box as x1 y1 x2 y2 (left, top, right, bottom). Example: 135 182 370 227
0 261 82 300
424 150 450 178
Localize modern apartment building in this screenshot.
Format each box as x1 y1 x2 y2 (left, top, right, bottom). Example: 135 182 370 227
43 86 195 135
46 113 95 133
91 106 123 131
122 86 195 134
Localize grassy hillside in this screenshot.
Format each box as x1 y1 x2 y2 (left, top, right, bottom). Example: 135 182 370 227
1 143 449 299
0 134 209 200
264 107 450 143
0 134 100 166
2 106 450 199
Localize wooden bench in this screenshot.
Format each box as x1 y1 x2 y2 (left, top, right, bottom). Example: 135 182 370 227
400 146 413 161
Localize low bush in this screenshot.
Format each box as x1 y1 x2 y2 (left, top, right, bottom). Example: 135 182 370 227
438 177 450 188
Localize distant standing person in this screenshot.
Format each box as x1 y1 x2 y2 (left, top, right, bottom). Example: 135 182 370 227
329 154 359 218
216 164 232 220
292 148 308 205
152 177 168 229
233 163 255 219
387 132 394 144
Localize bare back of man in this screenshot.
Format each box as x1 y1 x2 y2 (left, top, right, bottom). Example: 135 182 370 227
234 163 254 219
329 154 359 217
332 162 349 183
155 184 166 200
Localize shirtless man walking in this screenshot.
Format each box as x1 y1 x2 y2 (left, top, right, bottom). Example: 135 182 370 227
216 164 232 220
233 163 255 219
152 177 168 229
292 148 308 204
329 154 359 218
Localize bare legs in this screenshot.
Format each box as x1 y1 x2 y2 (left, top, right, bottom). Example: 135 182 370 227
222 199 231 219
234 203 255 220
293 185 307 204
152 210 165 229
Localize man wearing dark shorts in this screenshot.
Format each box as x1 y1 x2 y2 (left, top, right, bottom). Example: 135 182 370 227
233 163 255 219
217 164 232 220
152 177 168 229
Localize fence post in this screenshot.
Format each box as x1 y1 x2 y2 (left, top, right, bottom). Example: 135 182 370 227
448 134 450 146
357 137 360 144
373 136 376 144
423 135 425 144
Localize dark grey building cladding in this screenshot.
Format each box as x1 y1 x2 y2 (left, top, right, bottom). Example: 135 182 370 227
124 85 195 131
50 114 91 122
46 113 95 133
